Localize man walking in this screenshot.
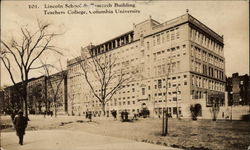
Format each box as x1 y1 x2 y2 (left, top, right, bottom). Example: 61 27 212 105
13 111 28 145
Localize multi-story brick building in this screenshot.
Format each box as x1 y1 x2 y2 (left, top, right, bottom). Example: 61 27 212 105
1 72 68 115
226 73 250 106
27 76 47 114
2 78 36 114
67 12 226 119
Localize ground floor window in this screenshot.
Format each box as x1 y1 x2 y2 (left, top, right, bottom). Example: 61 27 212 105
173 107 177 114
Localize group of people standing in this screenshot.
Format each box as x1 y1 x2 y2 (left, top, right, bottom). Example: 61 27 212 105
112 109 138 122
121 110 129 122
43 110 54 117
85 109 138 122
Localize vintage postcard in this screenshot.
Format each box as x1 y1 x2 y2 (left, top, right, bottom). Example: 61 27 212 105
1 1 249 150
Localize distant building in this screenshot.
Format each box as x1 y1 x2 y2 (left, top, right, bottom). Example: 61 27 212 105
27 76 47 114
46 70 68 115
2 72 68 115
226 73 250 106
0 90 5 113
67 12 226 119
2 80 30 113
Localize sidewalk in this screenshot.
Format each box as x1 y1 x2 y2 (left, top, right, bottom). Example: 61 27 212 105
1 130 180 150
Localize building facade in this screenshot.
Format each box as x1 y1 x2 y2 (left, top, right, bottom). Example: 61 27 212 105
46 70 68 115
1 72 68 115
226 73 250 106
2 80 32 114
0 90 4 113
68 12 226 119
27 76 47 114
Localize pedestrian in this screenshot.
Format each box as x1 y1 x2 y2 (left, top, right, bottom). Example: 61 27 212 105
113 110 117 120
13 111 28 145
124 110 129 121
111 109 116 120
121 111 125 122
88 111 92 122
85 111 88 119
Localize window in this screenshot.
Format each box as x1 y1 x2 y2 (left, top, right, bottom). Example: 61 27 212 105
162 64 166 74
142 88 145 95
171 47 175 52
162 33 165 43
140 34 144 46
168 83 171 88
166 31 170 41
157 35 160 45
171 30 175 40
173 107 177 114
158 79 162 88
176 28 180 39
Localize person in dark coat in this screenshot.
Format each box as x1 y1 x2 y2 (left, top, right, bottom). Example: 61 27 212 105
88 111 92 122
121 111 125 122
124 110 129 121
111 109 117 120
85 111 89 119
13 111 28 145
113 110 117 120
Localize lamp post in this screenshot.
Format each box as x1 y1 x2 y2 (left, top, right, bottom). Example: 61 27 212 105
230 91 233 121
175 85 179 119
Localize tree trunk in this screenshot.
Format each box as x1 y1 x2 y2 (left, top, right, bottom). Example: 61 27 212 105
54 98 57 117
102 103 106 116
24 81 29 118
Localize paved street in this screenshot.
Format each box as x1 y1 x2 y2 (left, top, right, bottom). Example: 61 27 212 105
1 130 180 150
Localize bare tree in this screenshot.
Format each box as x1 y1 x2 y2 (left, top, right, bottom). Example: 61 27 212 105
42 60 66 117
0 20 62 117
76 50 132 116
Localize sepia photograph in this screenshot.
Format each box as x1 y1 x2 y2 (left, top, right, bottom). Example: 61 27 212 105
0 0 249 150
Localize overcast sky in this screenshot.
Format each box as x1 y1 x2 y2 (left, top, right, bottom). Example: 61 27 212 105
1 0 249 86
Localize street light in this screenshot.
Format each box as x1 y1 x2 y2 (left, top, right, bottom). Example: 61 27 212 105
230 91 233 121
175 85 179 119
